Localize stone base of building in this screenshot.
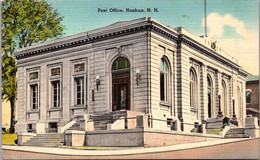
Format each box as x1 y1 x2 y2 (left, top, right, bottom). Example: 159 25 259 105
17 133 36 145
64 128 221 147
206 118 223 129
244 116 260 138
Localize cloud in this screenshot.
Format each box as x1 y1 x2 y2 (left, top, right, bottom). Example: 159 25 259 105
204 13 249 38
203 13 259 75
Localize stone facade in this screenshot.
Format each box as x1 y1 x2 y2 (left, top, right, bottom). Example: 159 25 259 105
15 17 247 136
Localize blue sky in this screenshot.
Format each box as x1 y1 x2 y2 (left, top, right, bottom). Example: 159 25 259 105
46 0 259 75
47 0 258 37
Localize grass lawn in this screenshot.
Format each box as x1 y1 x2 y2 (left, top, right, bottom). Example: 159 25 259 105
206 128 223 135
2 133 17 145
62 146 125 150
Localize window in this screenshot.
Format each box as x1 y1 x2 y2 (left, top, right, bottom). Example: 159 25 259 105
52 81 60 107
30 84 38 109
160 58 169 101
190 68 197 109
112 57 130 70
207 75 213 118
75 77 84 105
237 87 242 118
48 65 62 109
27 123 36 133
48 122 58 133
222 80 227 115
27 68 40 111
167 118 172 126
246 90 251 104
72 60 87 107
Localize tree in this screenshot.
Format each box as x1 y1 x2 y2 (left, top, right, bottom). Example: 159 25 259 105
2 0 65 133
2 55 17 133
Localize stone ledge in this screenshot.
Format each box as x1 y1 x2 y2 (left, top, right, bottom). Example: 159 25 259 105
65 130 85 134
86 128 143 135
143 128 222 138
18 133 37 136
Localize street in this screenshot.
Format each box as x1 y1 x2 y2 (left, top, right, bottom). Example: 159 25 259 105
2 138 260 159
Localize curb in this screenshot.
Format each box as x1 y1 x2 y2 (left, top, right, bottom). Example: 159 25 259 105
2 138 257 156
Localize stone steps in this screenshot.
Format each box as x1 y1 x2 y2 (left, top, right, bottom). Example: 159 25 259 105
23 143 64 147
225 134 250 138
22 133 64 147
91 110 127 130
63 111 127 131
67 123 80 130
224 128 250 138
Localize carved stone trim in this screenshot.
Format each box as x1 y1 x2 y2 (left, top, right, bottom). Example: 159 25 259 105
221 73 230 79
207 66 217 74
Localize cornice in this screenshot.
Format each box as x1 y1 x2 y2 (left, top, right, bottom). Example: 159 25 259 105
15 25 149 60
150 21 178 42
179 34 241 70
238 68 248 78
14 18 180 60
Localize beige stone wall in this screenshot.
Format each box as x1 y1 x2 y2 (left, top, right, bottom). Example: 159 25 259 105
17 133 36 145
65 130 85 146
85 129 143 147
143 129 220 147
79 128 220 147
15 29 149 133
149 32 178 118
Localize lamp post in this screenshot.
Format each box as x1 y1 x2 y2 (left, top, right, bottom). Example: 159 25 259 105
96 75 100 91
136 69 140 86
232 98 237 120
218 94 223 118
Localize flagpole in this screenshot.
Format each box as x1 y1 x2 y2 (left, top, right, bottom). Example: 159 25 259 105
204 0 207 37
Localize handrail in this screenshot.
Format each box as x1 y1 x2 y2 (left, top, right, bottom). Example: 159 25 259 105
59 120 76 133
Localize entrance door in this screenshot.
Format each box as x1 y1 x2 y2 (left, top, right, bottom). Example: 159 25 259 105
112 73 130 111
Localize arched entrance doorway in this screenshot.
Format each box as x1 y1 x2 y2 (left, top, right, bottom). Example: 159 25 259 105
111 57 130 111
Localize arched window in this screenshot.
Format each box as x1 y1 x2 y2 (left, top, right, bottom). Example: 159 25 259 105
207 75 213 118
160 57 170 101
190 68 197 109
222 80 227 116
112 57 130 71
237 87 241 118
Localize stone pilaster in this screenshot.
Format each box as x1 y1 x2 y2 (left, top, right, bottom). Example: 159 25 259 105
62 60 71 121
39 65 47 123
200 64 207 120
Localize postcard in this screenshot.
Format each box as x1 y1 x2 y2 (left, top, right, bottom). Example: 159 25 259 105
2 0 259 159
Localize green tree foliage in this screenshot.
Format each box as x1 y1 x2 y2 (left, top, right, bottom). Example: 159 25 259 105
2 55 17 133
2 0 65 133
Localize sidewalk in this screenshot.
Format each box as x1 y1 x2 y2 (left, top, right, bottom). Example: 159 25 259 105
2 138 253 156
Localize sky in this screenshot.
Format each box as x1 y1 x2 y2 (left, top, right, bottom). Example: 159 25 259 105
46 0 259 75
2 0 259 126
